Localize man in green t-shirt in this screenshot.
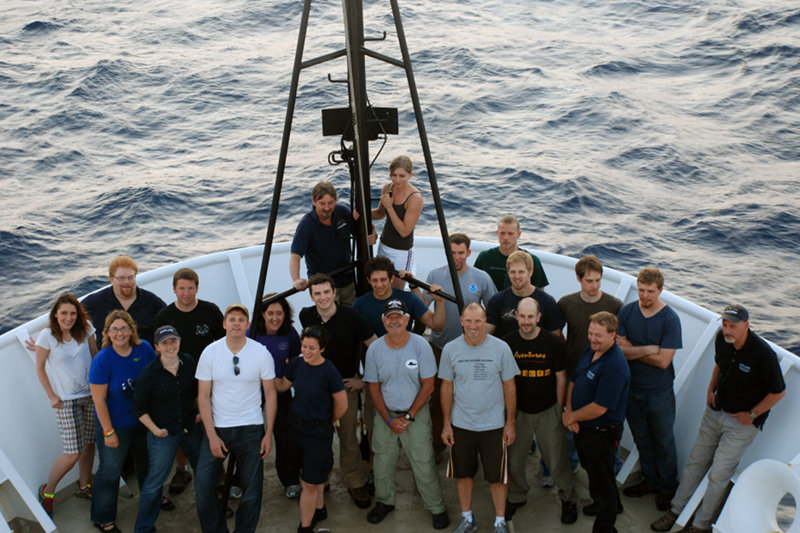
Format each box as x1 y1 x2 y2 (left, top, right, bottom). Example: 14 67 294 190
474 215 548 290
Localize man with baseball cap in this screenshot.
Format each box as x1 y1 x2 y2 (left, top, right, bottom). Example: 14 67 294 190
363 299 449 529
651 304 786 533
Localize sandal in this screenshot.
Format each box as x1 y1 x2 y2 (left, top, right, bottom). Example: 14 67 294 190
94 523 121 533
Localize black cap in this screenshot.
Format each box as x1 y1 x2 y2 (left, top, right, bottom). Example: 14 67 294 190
154 325 180 344
720 304 749 323
382 299 409 318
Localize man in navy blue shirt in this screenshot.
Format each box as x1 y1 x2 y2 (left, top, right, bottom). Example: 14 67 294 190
617 267 682 511
563 311 629 533
290 181 376 305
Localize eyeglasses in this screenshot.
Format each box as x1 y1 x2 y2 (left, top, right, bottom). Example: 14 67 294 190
233 356 240 376
113 275 136 282
109 326 132 334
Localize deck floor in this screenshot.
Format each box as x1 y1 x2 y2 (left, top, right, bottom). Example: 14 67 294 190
40 445 679 533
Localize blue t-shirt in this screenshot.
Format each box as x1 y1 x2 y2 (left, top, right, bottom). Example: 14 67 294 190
617 302 682 393
284 357 345 421
89 342 156 430
353 288 430 336
570 343 630 427
251 327 301 379
290 204 354 288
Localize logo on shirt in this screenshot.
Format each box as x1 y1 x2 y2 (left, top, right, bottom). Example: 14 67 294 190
738 363 751 373
405 359 419 369
586 370 596 380
196 324 210 336
468 283 478 293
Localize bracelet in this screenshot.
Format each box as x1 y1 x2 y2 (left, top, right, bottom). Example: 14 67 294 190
386 417 393 426
103 429 115 438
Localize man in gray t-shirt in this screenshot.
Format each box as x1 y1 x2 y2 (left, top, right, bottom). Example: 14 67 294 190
423 233 497 456
439 303 519 533
363 299 449 529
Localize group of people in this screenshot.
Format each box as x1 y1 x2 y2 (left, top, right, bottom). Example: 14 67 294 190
30 157 786 533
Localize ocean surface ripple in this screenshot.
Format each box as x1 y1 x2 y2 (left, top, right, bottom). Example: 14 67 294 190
1 0 798 355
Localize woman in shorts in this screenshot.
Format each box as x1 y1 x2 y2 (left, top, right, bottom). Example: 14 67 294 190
277 326 347 533
89 310 156 533
372 155 423 289
251 294 302 498
34 293 98 517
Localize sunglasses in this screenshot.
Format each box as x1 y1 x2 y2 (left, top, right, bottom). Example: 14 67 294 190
233 356 240 376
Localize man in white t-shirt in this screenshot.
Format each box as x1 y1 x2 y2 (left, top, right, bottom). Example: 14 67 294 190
194 304 277 533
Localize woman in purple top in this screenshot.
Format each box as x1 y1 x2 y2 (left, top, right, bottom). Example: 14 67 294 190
252 294 302 498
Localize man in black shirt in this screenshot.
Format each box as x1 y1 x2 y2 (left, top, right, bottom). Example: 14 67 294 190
504 298 577 525
155 267 224 494
652 305 786 533
299 274 376 508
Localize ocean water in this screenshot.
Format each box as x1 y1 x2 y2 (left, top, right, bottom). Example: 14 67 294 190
1 0 799 356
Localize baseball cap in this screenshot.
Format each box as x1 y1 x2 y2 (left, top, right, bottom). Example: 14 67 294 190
154 325 181 344
382 299 409 318
720 304 749 323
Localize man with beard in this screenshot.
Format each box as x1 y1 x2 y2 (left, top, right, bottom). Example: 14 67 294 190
651 305 786 533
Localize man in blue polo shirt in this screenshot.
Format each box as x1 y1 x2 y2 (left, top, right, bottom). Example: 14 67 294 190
617 267 682 511
290 181 376 305
563 311 629 533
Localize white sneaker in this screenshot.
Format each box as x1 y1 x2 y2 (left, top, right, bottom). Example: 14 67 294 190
493 522 508 533
539 475 555 488
451 516 477 533
229 485 243 499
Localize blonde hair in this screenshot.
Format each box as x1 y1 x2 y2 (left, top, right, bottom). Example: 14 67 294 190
101 310 142 348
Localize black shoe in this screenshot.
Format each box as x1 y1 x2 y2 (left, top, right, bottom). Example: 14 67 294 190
432 511 450 530
583 500 623 516
297 523 314 533
367 502 395 524
168 468 192 495
349 485 371 508
505 500 526 521
561 500 578 524
161 497 175 511
623 480 657 498
655 491 675 511
312 505 327 526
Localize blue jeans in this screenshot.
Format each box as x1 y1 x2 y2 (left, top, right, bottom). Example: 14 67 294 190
194 425 265 533
134 423 203 533
626 388 678 493
91 420 148 525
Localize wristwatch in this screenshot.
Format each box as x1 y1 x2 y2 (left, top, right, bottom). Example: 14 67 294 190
403 412 414 422
748 411 756 420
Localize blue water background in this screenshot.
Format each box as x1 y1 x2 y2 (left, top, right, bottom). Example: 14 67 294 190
1 0 798 355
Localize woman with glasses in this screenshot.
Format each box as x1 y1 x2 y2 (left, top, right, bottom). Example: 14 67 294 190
251 294 302 498
89 310 156 533
132 325 202 533
276 326 348 533
34 293 98 517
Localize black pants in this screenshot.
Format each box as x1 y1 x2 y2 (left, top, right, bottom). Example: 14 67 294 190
575 425 623 533
275 391 302 487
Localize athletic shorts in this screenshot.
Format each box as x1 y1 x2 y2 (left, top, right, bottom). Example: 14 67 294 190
55 396 94 455
447 426 507 484
292 421 334 485
377 242 415 275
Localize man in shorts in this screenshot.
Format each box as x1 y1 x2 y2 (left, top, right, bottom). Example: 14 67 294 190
363 299 449 529
439 303 519 533
194 304 277 533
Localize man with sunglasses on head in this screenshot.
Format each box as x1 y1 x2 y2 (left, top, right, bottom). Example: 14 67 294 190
194 304 277 533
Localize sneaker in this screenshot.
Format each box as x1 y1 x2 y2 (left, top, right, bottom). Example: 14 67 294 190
367 502 394 524
505 500 526 521
583 500 623 516
432 511 450 530
168 467 192 495
623 480 657 497
561 500 578 524
285 483 302 498
348 485 371 508
38 485 54 517
538 474 555 488
451 516 477 533
650 510 678 532
493 521 508 533
75 481 92 499
312 505 327 526
229 485 243 500
655 491 675 511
